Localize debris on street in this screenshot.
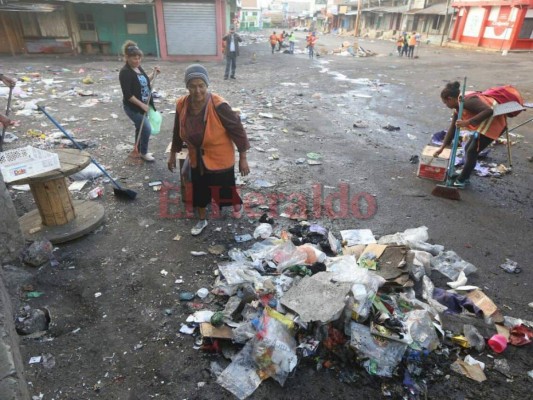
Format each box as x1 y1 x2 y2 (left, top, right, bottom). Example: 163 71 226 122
176 223 532 399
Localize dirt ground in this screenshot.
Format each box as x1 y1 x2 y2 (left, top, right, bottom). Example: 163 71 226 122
1 32 532 399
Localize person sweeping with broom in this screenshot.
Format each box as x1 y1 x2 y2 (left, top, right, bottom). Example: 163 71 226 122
435 81 508 189
119 40 160 162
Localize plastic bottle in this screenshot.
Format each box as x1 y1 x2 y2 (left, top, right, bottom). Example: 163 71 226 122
488 334 508 353
463 324 485 351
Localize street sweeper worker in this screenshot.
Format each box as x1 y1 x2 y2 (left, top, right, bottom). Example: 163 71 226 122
435 81 507 188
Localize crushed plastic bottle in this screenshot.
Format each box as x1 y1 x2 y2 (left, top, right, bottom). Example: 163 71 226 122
463 324 485 352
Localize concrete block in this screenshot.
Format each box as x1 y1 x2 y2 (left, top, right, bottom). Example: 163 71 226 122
280 272 351 323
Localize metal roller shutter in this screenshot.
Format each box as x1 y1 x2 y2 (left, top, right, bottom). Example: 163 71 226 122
163 1 217 56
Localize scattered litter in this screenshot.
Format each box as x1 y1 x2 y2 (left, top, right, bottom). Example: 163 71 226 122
11 184 30 191
88 187 103 200
191 251 208 256
208 245 225 255
493 359 511 377
252 179 275 188
487 334 508 353
94 292 102 298
173 234 182 241
451 358 486 382
2 132 18 143
235 234 253 242
180 324 196 335
71 164 104 180
499 258 521 274
382 124 400 131
29 356 42 364
307 160 322 165
26 291 44 298
340 229 376 246
160 269 168 277
68 180 88 191
306 152 322 160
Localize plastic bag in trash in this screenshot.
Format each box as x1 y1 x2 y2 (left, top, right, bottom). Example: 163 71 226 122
405 310 440 351
430 250 477 280
70 163 104 180
350 322 407 377
406 240 444 256
251 313 297 386
378 226 429 245
253 223 273 239
216 341 262 399
270 242 308 271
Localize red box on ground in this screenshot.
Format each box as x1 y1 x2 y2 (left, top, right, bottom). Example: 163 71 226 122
417 146 451 182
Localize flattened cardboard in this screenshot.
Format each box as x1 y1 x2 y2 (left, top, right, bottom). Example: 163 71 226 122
451 359 487 382
200 323 234 339
467 290 498 317
361 244 388 259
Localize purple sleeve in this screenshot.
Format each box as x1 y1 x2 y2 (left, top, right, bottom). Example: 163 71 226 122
216 102 250 153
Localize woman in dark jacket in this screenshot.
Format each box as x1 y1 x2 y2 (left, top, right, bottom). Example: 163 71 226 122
119 40 160 162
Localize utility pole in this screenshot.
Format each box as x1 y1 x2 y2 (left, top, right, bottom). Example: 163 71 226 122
440 0 452 46
354 0 362 37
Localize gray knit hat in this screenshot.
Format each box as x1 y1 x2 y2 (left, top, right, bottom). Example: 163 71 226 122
184 64 209 87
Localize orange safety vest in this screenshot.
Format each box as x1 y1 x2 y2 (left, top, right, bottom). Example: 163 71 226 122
408 35 417 46
269 34 278 45
462 94 507 140
177 94 235 171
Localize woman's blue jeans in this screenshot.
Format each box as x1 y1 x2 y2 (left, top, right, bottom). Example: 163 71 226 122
123 105 151 155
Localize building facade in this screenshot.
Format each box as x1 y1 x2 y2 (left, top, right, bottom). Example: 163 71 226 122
450 0 533 50
0 0 237 60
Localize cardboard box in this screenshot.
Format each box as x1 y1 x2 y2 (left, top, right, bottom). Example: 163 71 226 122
417 145 451 182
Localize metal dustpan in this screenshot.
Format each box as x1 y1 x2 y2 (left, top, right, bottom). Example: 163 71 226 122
493 101 525 116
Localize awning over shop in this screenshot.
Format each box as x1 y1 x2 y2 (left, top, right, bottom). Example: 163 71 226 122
379 5 410 13
0 3 61 12
0 0 153 10
409 3 455 15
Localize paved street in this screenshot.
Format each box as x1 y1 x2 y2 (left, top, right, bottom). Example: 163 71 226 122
0 31 532 399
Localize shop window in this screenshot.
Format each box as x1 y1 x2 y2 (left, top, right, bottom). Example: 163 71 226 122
126 12 148 35
432 15 442 30
518 18 533 39
78 13 95 31
78 13 97 41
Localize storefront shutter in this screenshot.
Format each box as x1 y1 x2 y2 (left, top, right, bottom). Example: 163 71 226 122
163 1 217 55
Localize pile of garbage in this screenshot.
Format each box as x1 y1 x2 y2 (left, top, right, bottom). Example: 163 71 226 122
179 223 532 399
333 41 377 57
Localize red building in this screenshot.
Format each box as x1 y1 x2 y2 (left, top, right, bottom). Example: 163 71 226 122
450 0 533 50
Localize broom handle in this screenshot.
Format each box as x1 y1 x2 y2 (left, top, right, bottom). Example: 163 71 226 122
0 86 14 152
134 70 157 153
446 77 467 185
37 105 124 190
